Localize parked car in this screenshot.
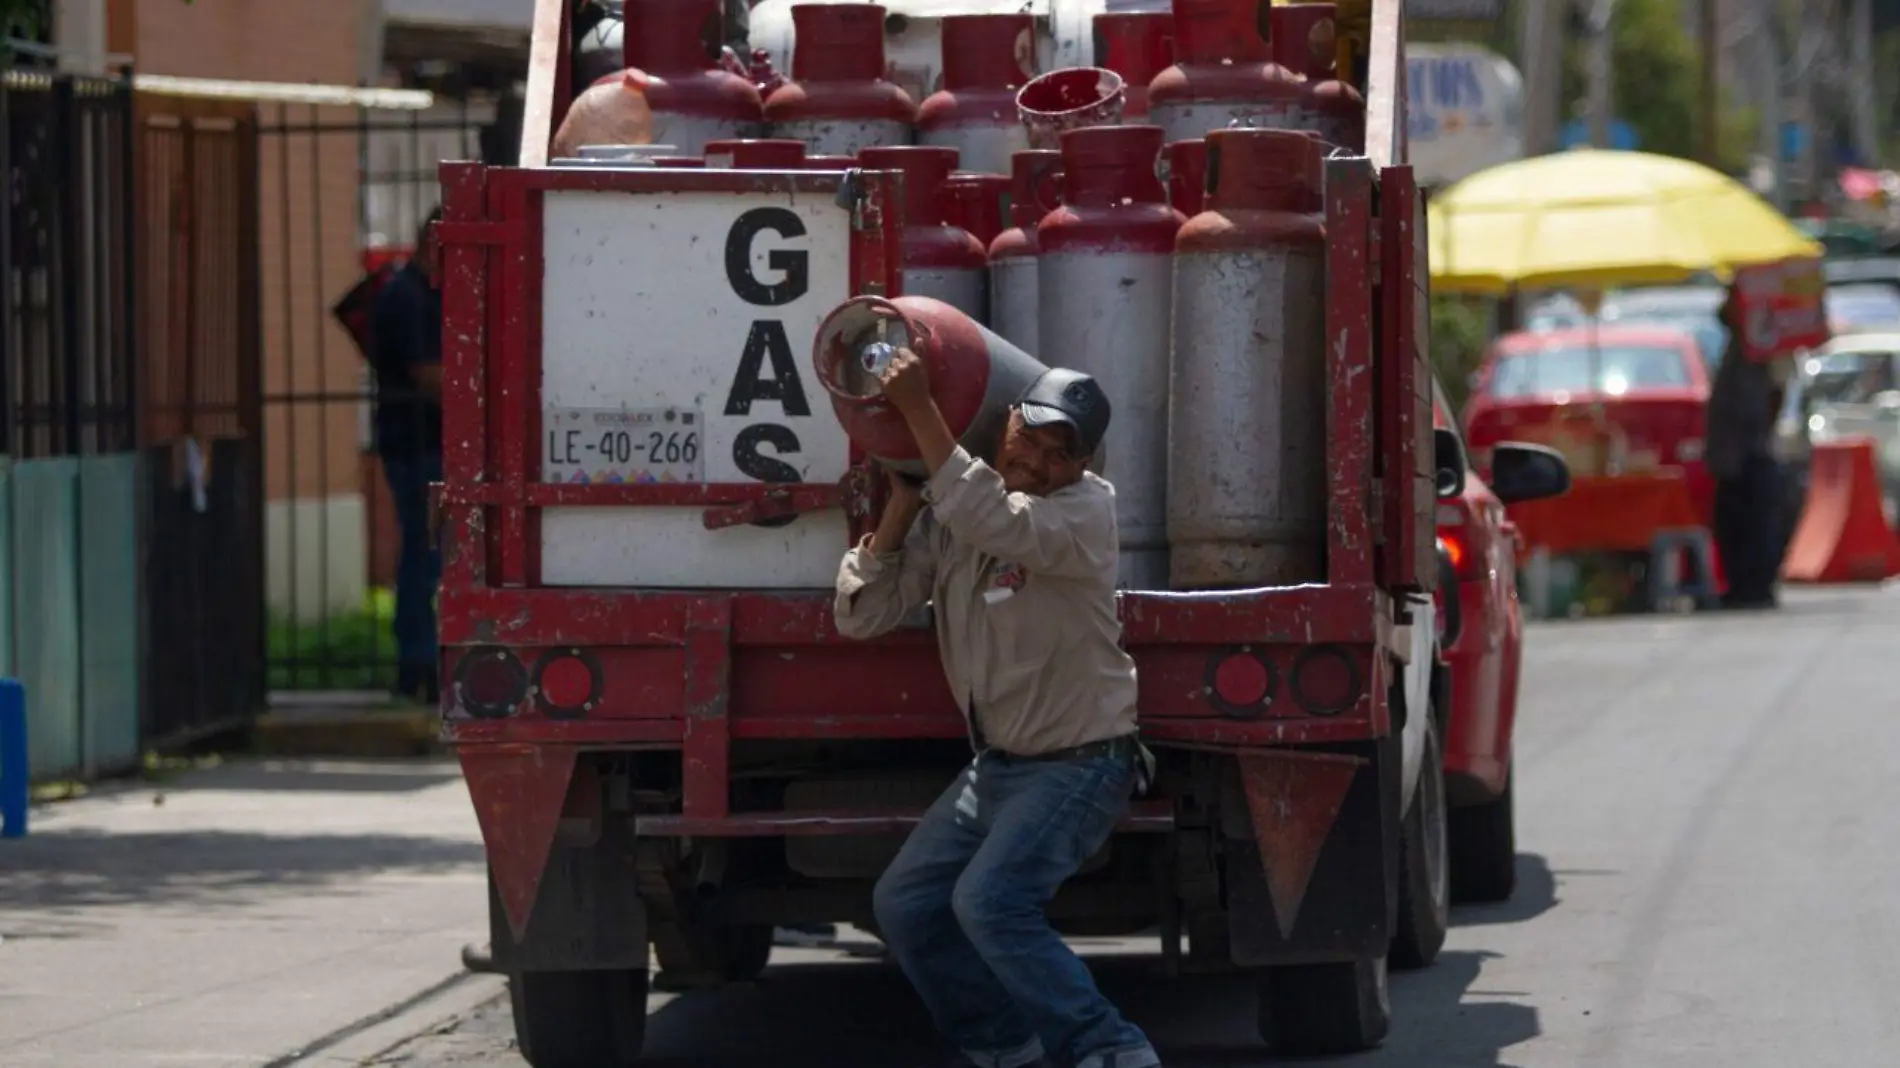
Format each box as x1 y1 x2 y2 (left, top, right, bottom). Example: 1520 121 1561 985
1431 380 1569 904
1824 282 1900 336
1462 326 1714 522
1525 285 1729 372
1785 334 1900 522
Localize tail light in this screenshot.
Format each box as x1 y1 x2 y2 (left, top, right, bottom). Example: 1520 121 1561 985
1290 646 1364 716
533 648 603 718
453 646 529 719
1206 647 1276 718
1438 530 1481 581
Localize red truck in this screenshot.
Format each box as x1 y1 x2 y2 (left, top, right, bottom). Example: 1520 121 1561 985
435 2 1566 1065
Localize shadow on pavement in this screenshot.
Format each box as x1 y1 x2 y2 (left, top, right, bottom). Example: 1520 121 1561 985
1454 852 1559 929
147 758 465 795
0 829 484 911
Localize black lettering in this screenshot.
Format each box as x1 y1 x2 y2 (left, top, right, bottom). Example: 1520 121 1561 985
725 207 809 307
733 423 803 484
723 320 812 417
554 429 579 465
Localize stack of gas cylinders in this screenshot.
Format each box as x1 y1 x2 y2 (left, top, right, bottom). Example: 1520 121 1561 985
582 0 1367 592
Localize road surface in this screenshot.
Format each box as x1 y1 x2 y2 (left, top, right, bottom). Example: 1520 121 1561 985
368 587 1900 1067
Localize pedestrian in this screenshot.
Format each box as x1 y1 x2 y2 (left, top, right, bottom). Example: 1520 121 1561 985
370 208 446 702
1706 286 1782 609
834 349 1161 1068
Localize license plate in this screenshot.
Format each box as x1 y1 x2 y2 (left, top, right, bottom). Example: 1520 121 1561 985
542 407 705 484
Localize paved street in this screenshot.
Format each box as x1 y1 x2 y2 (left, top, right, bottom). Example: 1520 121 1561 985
378 584 1900 1068
5 585 1898 1068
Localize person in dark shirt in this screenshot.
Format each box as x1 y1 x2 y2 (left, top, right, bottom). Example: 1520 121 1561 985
371 208 445 702
1706 286 1782 610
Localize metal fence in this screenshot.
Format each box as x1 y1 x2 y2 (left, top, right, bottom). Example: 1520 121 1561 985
257 97 490 694
2 59 145 778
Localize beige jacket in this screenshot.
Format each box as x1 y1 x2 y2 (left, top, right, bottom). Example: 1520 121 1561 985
834 447 1140 756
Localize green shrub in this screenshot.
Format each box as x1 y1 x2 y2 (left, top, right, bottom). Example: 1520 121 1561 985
267 588 402 691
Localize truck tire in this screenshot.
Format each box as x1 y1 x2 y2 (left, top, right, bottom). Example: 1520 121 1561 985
1390 718 1450 970
1255 955 1390 1054
510 966 649 1068
1449 769 1517 904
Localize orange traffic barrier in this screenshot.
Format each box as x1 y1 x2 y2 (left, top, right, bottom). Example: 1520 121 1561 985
1780 437 1900 584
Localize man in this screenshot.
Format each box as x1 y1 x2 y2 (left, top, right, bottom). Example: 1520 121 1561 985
834 349 1160 1068
370 209 445 702
1706 286 1781 609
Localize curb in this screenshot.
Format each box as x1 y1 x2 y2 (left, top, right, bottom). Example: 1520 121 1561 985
265 970 508 1066
250 708 444 759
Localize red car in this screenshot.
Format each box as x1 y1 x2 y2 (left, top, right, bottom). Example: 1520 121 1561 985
1462 325 1714 522
1432 380 1567 904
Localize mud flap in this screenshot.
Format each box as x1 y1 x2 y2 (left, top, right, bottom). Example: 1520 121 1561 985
1221 744 1399 966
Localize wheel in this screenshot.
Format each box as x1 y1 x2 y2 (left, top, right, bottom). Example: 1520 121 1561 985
716 923 774 981
1255 955 1391 1054
1449 768 1518 904
1390 716 1450 970
509 966 649 1068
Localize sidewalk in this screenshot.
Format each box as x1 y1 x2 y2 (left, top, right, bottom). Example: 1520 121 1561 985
0 757 491 1067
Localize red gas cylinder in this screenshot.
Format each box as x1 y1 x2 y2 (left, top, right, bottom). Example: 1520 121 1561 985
1269 2 1365 152
1036 125 1183 588
917 14 1037 175
987 149 1059 355
1162 138 1208 215
1016 67 1126 151
812 294 1051 476
1147 0 1305 145
857 146 988 319
1169 127 1327 589
941 172 1010 249
704 138 808 168
621 0 764 155
1092 13 1175 120
802 154 859 168
764 4 917 157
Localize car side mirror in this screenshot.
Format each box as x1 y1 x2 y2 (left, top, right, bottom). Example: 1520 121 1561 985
1434 427 1468 500
1489 442 1572 505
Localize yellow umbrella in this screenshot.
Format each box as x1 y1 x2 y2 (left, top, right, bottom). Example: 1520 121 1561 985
1428 148 1824 295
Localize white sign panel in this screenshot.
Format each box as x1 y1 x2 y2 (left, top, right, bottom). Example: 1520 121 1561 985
539 188 855 588
1406 43 1524 188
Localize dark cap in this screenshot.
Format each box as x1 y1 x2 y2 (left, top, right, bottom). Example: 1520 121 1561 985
1015 368 1111 456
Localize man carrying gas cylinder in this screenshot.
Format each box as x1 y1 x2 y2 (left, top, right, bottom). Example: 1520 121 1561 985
832 349 1162 1068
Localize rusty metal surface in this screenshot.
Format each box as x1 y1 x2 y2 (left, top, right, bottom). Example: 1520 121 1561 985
1323 157 1378 587
1234 748 1364 939
457 743 579 941
1375 164 1433 592
635 798 1178 837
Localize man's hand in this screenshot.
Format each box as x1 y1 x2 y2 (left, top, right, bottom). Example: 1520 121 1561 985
878 347 934 419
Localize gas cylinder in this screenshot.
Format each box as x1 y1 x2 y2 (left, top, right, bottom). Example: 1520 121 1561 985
1092 12 1174 120
857 146 989 319
1036 125 1183 589
812 294 1051 477
622 0 765 155
1168 127 1327 589
1269 2 1365 151
1162 138 1207 215
764 4 918 157
1147 0 1305 144
703 137 808 167
986 149 1059 355
1016 67 1126 151
941 172 1010 249
917 14 1037 174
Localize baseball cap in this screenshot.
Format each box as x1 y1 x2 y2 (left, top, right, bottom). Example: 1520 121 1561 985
1015 368 1111 457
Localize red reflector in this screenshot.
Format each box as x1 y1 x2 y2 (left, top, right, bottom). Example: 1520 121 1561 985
538 656 593 709
1214 654 1271 707
1292 646 1362 716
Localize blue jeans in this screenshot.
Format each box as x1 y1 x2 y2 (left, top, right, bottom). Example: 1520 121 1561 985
380 451 442 669
872 748 1159 1068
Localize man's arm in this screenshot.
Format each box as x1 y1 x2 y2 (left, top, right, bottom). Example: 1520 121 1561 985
834 478 939 639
